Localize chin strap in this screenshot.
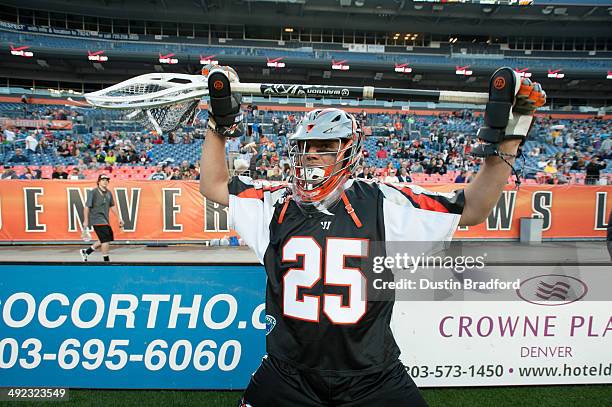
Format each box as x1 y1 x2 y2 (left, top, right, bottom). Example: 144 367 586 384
341 192 362 228
279 189 361 228
278 195 291 224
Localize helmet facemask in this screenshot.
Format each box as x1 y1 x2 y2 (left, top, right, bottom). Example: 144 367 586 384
288 124 363 212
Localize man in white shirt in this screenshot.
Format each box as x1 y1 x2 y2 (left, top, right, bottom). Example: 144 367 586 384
24 133 39 156
3 127 15 143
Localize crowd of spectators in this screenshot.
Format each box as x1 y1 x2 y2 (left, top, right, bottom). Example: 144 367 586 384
1 105 610 185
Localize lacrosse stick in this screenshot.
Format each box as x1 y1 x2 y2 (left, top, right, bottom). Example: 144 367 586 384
84 69 489 134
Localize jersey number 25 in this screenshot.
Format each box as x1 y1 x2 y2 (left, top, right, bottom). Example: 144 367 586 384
282 237 368 324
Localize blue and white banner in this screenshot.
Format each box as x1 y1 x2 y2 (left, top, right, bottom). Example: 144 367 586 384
1 263 610 388
0 264 266 389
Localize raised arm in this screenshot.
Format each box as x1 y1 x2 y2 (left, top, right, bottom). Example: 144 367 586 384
198 66 243 206
200 129 230 206
460 139 521 225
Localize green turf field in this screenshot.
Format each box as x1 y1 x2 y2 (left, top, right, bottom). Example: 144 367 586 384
20 384 610 406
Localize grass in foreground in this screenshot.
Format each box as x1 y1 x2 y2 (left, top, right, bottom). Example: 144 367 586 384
13 384 612 407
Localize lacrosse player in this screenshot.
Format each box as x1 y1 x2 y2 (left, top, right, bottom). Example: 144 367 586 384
200 66 545 406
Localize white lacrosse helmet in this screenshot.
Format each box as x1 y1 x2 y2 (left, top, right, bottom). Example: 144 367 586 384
288 108 364 211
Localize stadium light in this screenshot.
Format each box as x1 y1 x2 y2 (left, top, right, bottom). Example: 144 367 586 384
547 69 565 79
455 65 473 76
10 45 33 58
88 50 108 62
394 63 413 74
159 53 178 64
200 55 219 65
331 60 350 71
514 67 532 78
266 57 286 68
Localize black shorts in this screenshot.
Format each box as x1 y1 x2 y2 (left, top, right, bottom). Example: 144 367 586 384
92 225 114 243
238 355 428 407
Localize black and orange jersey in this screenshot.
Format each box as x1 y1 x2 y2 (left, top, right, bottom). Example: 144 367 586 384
228 176 464 374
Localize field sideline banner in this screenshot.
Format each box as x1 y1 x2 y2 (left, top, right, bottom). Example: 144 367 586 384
0 181 609 241
0 263 610 388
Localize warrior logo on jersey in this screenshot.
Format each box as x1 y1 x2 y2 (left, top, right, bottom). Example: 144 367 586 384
265 315 277 336
238 398 253 407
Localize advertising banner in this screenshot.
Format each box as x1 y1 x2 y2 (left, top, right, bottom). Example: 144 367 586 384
0 264 265 389
0 181 609 242
1 261 610 388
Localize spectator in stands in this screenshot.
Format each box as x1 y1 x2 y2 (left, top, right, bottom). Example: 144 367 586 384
19 167 40 180
601 136 612 158
68 168 85 180
585 156 607 185
151 132 163 144
182 133 193 144
7 148 29 164
75 159 89 173
170 168 182 180
57 141 71 158
455 170 467 183
149 166 167 180
544 161 558 175
191 163 201 181
356 166 368 179
375 146 387 159
281 163 291 181
80 152 92 166
180 160 190 172
256 151 271 178
268 165 282 181
226 136 241 172
1 165 17 180
163 165 173 179
2 126 15 149
139 150 152 164
126 147 139 163
181 164 193 180
570 157 585 172
24 132 38 156
239 142 257 170
397 167 412 183
52 166 69 179
410 161 423 173
384 168 399 183
555 171 570 185
116 150 128 164
432 159 448 175
104 150 117 165
168 132 178 144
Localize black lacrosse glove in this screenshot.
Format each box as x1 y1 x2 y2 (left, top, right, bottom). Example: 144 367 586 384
472 67 546 157
207 70 243 138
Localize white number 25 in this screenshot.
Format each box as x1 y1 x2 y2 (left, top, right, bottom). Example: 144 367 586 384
282 237 368 324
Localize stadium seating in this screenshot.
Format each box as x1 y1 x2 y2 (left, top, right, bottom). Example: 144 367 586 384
1 102 610 184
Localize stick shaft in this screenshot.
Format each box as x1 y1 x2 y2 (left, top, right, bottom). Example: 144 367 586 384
232 83 488 104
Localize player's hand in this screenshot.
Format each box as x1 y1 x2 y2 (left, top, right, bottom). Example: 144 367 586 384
505 75 546 139
513 77 546 115
201 64 239 83
206 65 243 138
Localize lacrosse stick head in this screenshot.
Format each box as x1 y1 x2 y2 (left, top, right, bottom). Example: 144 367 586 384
84 73 211 134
